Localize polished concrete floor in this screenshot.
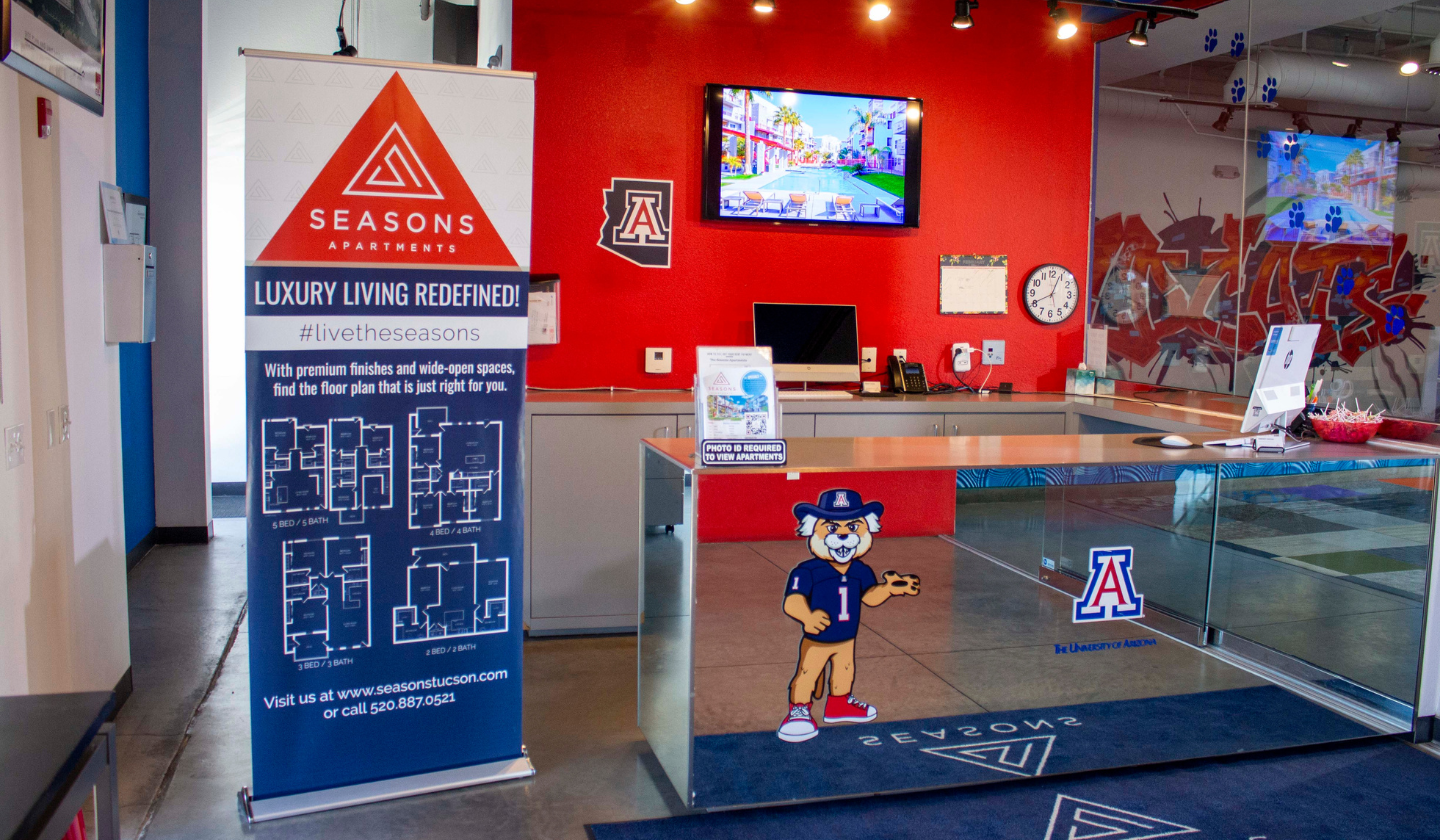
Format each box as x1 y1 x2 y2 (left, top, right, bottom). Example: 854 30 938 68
692 538 1264 736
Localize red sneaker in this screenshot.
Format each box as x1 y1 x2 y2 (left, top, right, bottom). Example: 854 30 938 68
823 693 877 723
777 702 818 743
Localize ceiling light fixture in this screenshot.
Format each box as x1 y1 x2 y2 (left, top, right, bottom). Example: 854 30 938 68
752 0 774 11
869 0 890 20
1402 60 1421 76
1212 107 1233 133
676 0 696 4
952 0 975 29
1127 14 1151 47
1292 114 1313 136
1332 59 1350 67
1388 123 1403 143
1049 2 1077 40
1343 119 1362 139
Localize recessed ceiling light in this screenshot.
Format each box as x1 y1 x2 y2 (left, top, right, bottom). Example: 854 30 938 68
869 1 890 21
1401 60 1420 76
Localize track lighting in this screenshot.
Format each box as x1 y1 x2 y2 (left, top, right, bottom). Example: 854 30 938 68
753 0 774 11
1343 119 1362 139
1388 123 1403 143
1292 114 1313 136
1401 60 1420 76
1212 107 1233 133
952 0 975 29
868 0 890 20
1127 14 1151 47
1050 3 1077 40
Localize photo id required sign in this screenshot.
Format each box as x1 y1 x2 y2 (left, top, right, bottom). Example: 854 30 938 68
700 439 787 466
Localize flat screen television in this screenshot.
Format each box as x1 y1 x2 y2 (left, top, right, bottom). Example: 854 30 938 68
1262 131 1397 245
703 84 922 227
753 303 860 383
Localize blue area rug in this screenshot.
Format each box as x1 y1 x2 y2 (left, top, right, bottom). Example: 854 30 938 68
593 739 1436 839
689 686 1373 808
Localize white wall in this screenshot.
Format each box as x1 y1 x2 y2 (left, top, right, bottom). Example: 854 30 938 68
0 70 37 695
204 0 434 482
0 0 131 694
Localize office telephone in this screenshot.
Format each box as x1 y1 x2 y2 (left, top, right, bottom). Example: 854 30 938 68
888 356 929 394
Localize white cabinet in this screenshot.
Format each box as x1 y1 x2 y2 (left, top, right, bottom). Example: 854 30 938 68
528 413 679 632
814 413 947 437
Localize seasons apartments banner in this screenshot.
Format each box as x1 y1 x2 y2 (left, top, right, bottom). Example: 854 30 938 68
239 50 535 821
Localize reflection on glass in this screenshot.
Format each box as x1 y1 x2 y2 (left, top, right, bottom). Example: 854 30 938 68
1209 459 1438 710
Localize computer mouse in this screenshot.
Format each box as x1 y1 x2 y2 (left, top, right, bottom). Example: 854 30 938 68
1159 435 1193 448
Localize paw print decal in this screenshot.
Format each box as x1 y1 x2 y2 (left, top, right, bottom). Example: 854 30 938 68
1229 78 1247 104
1386 305 1406 336
1261 77 1278 103
1287 201 1305 230
1335 266 1355 295
1204 28 1218 53
1256 138 1271 159
1282 133 1301 161
1325 206 1343 233
1229 32 1245 57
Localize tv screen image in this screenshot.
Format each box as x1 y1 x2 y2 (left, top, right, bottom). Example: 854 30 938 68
703 85 922 227
1262 131 1397 245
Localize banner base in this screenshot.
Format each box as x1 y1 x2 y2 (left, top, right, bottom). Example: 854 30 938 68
239 754 535 823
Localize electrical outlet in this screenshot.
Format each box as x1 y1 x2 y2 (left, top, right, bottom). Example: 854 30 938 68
644 347 672 374
983 340 1005 365
860 347 877 374
892 348 907 363
951 343 973 373
4 425 23 470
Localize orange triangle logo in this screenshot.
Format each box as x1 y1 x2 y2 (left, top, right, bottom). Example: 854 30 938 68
257 73 517 267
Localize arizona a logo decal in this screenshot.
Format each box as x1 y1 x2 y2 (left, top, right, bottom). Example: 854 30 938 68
598 178 672 268
1073 546 1144 623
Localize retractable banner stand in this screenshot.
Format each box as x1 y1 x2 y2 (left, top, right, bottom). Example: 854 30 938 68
240 50 535 821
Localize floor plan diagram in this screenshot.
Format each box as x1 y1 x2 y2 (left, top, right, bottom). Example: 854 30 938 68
408 407 502 529
393 545 509 644
263 417 394 524
283 535 372 662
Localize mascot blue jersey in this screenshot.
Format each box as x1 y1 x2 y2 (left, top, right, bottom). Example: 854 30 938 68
786 558 878 643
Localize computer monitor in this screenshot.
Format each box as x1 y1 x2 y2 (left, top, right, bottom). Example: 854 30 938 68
1241 324 1320 434
753 303 860 383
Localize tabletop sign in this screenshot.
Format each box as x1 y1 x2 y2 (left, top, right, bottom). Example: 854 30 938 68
700 439 788 466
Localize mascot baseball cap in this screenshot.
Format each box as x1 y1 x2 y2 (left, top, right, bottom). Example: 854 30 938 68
793 489 884 521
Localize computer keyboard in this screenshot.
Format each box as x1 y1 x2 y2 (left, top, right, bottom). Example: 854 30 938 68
778 391 854 401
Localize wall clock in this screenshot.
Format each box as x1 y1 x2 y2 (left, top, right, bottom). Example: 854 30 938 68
1023 264 1079 324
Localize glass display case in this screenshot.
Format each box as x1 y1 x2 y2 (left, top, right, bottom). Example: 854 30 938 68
642 435 1437 809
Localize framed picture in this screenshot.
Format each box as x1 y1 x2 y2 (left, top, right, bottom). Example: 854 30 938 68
2 0 106 115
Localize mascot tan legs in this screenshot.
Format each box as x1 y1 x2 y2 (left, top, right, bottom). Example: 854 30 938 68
789 639 856 705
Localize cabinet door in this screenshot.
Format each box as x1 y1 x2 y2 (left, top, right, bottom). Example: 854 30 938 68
946 412 1066 436
783 413 816 437
530 414 677 620
814 413 947 437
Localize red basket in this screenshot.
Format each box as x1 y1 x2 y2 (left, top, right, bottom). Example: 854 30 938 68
1310 416 1382 443
1378 417 1437 442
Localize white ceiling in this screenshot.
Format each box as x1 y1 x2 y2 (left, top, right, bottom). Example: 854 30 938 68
1097 0 1409 87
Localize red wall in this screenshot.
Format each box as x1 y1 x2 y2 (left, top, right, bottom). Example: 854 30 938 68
697 470 956 543
515 0 1094 391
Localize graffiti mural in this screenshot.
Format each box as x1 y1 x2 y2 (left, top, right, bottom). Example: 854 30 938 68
1091 195 1433 400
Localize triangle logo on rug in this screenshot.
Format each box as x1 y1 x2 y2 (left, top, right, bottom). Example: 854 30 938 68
920 735 1055 778
1043 795 1199 840
257 73 516 268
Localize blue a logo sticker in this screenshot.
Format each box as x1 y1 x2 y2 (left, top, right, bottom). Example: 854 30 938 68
1073 547 1144 623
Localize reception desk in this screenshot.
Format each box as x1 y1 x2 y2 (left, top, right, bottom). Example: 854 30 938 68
638 433 1440 809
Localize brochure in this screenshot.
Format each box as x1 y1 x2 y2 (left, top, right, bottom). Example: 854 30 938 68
695 346 778 442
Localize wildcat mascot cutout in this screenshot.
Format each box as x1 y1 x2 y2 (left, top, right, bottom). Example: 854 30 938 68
778 489 921 743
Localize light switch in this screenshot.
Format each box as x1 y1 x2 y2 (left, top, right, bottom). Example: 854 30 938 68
5 425 23 470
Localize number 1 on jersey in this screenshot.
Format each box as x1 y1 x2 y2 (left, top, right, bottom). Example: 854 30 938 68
838 587 850 621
